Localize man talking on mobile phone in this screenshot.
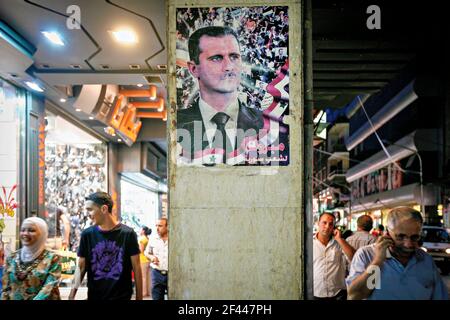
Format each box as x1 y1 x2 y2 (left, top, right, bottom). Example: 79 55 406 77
346 206 448 300
313 212 356 300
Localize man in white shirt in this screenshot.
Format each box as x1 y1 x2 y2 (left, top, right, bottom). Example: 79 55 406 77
313 212 355 300
144 217 168 300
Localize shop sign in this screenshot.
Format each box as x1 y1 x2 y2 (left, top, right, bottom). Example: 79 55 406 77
351 155 420 200
106 95 142 146
352 160 404 200
38 119 46 206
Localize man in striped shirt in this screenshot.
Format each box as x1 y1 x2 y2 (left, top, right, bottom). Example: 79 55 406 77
346 215 377 251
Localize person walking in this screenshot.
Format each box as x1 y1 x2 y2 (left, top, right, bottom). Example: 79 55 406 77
347 207 448 300
145 217 168 300
139 226 152 298
346 215 377 251
68 192 142 300
1 217 61 300
313 212 355 300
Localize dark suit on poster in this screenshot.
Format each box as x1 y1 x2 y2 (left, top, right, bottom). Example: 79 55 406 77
176 99 264 162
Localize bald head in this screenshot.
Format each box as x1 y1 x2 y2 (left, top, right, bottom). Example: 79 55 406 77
357 215 373 232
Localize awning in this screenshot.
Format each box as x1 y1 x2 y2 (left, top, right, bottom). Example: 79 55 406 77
345 129 439 183
346 80 417 151
345 132 416 183
350 183 441 213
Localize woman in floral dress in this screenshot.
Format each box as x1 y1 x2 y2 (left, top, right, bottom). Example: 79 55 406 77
1 217 61 300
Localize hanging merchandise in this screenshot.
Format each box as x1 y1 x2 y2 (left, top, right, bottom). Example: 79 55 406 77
44 112 107 253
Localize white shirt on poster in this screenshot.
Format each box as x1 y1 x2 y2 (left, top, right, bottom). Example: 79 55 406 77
199 97 239 151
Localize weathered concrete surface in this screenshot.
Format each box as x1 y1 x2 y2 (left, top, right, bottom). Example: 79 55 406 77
168 0 303 299
170 208 302 299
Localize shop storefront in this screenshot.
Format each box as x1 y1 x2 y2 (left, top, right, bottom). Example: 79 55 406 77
120 175 161 234
44 111 108 254
0 79 24 258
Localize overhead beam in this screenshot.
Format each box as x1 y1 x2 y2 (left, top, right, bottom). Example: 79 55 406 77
314 80 388 88
314 88 380 94
313 39 411 50
313 72 397 80
314 62 406 71
313 52 415 61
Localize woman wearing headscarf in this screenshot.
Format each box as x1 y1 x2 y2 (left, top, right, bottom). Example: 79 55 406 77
1 217 61 300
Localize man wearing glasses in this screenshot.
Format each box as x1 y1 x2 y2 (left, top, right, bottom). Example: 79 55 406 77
346 206 448 300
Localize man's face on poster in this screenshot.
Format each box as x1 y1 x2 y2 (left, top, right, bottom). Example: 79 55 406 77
188 34 242 95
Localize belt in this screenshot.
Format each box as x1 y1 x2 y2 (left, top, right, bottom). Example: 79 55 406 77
155 269 168 275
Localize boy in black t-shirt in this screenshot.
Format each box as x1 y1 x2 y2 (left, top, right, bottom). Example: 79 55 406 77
69 192 142 300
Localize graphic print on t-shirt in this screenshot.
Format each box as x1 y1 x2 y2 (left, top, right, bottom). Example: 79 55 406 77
91 240 124 280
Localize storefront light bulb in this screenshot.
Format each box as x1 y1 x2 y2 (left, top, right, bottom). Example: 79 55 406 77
89 116 94 120
75 108 82 112
60 98 66 103
420 247 427 252
137 83 143 87
25 81 44 92
446 248 450 255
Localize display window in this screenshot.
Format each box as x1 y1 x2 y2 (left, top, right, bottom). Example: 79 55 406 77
120 178 160 234
44 112 107 256
0 79 23 257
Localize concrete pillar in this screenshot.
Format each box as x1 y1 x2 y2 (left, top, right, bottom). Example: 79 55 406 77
167 0 303 299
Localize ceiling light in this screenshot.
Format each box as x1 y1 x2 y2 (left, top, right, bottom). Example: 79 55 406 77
25 81 44 92
110 29 138 45
41 31 65 46
137 83 143 87
89 116 94 120
75 108 82 112
60 98 66 103
118 139 122 142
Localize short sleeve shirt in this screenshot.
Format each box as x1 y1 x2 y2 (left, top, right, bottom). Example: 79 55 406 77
346 245 449 300
313 236 348 297
78 223 140 300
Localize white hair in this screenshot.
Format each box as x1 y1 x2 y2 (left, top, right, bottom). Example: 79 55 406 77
386 207 423 231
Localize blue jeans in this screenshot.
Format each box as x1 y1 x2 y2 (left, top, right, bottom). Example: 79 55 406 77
151 269 167 300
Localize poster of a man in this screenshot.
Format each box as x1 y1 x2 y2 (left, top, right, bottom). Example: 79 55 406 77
176 6 290 166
